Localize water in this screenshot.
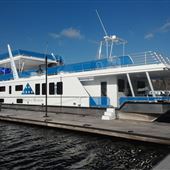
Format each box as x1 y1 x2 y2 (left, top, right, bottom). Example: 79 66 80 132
0 121 169 170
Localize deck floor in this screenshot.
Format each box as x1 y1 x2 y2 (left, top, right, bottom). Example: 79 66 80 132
0 109 170 145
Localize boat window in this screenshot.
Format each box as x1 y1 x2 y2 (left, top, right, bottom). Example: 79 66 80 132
137 81 145 88
35 84 40 95
57 82 63 95
15 85 23 91
9 86 12 94
101 82 107 96
118 79 125 92
42 83 46 95
49 83 55 95
17 99 23 103
0 86 5 92
0 99 4 103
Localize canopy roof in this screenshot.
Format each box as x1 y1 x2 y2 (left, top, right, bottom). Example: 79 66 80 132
0 49 63 71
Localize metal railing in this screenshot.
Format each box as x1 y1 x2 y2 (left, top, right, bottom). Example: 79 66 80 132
119 96 170 106
46 51 170 75
0 51 169 81
128 51 170 66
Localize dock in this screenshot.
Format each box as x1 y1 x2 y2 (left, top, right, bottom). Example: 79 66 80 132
0 106 170 145
153 154 170 170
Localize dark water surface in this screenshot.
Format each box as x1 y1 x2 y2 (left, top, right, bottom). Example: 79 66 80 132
0 121 169 170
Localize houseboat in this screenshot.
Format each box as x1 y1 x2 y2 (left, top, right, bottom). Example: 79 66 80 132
0 35 170 121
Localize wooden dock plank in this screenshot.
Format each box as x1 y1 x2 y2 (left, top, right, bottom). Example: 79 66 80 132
0 109 170 145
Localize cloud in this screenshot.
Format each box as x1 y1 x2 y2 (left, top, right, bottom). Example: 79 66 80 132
49 27 83 40
159 21 170 32
145 21 170 40
144 33 154 40
49 33 60 39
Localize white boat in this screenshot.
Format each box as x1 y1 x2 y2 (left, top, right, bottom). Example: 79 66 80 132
0 34 170 121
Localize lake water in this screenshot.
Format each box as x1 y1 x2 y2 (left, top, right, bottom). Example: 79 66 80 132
0 121 169 170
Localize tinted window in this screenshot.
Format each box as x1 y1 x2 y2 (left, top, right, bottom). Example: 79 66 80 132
57 82 63 95
9 86 12 94
35 84 40 95
15 85 23 91
49 83 55 95
137 81 145 88
0 86 5 92
0 99 4 103
42 83 46 95
101 82 107 96
118 79 125 92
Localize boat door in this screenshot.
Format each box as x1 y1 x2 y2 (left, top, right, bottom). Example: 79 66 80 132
101 81 107 106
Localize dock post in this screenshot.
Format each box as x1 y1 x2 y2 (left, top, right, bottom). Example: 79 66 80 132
44 55 48 117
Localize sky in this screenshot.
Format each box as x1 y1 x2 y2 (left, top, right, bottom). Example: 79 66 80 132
0 0 170 63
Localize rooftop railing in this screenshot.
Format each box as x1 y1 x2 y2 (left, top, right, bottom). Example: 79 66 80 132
0 51 169 80
47 51 170 75
129 51 170 66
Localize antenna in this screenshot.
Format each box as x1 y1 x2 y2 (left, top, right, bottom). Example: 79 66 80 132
96 9 109 58
95 9 108 36
95 10 127 59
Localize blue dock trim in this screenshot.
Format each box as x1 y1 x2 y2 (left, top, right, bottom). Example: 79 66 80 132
90 97 110 108
119 96 170 105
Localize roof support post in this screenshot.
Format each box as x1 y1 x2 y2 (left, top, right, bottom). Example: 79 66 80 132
7 44 19 79
126 73 135 97
146 71 155 97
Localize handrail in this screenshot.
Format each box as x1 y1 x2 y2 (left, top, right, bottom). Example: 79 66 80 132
0 51 169 81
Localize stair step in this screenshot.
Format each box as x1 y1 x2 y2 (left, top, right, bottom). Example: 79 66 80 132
104 111 115 117
106 108 115 113
102 115 114 120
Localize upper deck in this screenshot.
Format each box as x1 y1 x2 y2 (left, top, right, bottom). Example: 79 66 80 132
47 51 170 74
0 49 63 71
0 50 169 81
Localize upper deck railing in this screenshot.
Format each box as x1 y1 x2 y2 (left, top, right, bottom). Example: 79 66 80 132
0 51 169 81
46 51 170 75
129 51 170 66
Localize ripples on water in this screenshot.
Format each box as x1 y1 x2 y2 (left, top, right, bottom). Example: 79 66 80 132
0 121 169 170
